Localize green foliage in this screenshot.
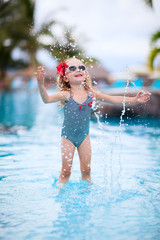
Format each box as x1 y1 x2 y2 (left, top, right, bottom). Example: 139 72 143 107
148 48 160 70
0 0 36 73
148 30 160 70
143 0 153 8
47 27 84 62
0 0 92 80
151 31 160 44
142 0 160 70
47 26 98 65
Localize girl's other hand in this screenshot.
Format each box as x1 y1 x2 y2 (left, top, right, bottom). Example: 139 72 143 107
34 66 45 85
135 91 151 103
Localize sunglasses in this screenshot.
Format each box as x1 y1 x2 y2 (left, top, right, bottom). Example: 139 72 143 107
67 65 86 72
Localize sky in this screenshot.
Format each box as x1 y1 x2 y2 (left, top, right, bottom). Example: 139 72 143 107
35 0 160 72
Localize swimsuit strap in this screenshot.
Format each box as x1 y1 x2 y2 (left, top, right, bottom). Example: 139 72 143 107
85 88 88 96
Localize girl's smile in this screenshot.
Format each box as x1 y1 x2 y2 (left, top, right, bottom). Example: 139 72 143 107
74 73 83 77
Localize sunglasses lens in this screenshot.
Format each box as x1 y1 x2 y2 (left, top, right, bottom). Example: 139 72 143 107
79 65 86 71
68 65 86 72
68 66 76 71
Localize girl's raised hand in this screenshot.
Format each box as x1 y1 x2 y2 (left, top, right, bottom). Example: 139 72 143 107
34 66 45 85
135 91 151 103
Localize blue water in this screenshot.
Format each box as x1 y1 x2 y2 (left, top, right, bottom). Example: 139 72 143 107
0 89 160 240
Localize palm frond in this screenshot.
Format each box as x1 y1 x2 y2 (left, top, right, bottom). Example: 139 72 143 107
151 31 160 45
37 20 56 37
20 0 35 20
48 27 85 62
0 0 97 79
148 48 160 70
143 0 153 8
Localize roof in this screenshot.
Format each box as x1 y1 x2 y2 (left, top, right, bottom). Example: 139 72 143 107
87 64 114 84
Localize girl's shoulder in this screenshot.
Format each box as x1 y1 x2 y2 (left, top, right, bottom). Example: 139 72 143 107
60 90 70 101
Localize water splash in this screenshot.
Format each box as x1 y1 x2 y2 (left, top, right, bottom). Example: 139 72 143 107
119 78 130 127
94 111 103 130
110 68 133 198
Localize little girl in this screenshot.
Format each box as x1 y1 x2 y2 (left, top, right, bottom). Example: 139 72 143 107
35 58 150 185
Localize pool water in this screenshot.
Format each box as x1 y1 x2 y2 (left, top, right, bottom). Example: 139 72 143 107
0 89 160 240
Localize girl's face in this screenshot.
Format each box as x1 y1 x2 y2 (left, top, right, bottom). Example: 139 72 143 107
65 59 87 85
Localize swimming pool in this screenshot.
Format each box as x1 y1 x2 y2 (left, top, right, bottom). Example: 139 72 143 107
0 89 160 240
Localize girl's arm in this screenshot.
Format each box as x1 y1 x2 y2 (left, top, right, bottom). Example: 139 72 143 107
93 90 150 104
34 66 68 103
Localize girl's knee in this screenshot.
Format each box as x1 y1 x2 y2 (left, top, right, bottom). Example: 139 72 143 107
81 165 91 175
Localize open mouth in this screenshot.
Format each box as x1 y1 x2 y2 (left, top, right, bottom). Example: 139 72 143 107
75 74 82 77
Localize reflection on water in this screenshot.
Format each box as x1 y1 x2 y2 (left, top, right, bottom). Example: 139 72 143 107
0 89 160 240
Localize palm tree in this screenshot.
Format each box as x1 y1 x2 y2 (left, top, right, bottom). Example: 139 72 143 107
0 1 25 79
0 2 66 81
48 27 84 62
148 31 160 70
0 0 96 89
142 0 153 8
142 0 160 70
47 26 98 65
0 0 55 83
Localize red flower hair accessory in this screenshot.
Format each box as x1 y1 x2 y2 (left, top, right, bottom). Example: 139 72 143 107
56 62 69 77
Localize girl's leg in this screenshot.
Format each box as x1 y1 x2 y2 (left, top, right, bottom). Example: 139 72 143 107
77 135 91 182
58 137 75 184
